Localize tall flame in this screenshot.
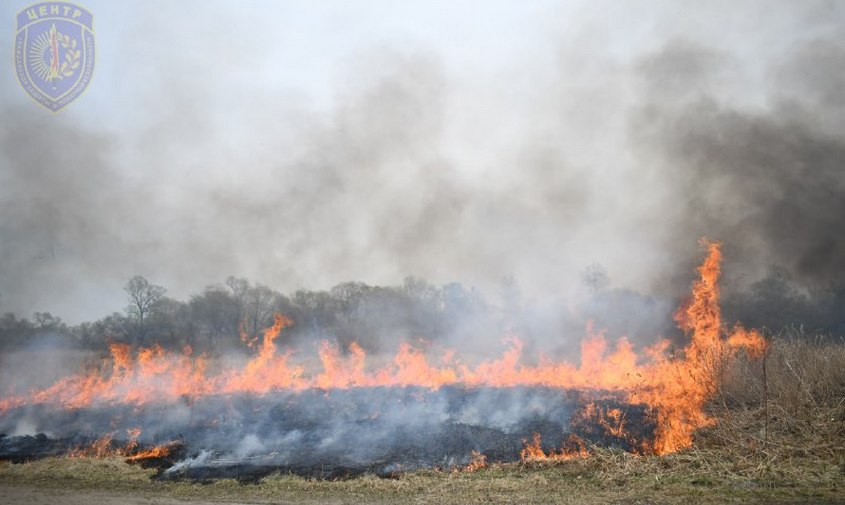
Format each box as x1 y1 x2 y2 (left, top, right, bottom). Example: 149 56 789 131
0 240 765 455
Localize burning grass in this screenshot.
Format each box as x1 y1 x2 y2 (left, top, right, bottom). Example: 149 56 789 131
1 334 843 504
1 241 843 502
0 240 767 463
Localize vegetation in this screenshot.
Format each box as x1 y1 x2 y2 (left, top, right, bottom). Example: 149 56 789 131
0 275 495 355
7 263 845 359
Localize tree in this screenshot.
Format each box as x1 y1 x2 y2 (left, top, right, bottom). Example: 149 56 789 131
244 284 276 341
222 277 282 344
124 276 166 344
581 263 610 294
33 312 63 329
190 286 241 349
225 276 249 302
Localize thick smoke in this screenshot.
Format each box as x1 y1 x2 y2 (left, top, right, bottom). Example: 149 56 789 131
630 33 845 332
634 38 845 288
1 1 843 335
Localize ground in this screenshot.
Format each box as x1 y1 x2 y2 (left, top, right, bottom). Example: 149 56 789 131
1 450 843 505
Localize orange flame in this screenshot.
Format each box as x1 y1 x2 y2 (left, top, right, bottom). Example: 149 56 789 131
69 433 115 458
463 450 487 472
67 428 179 462
520 433 589 463
0 240 765 456
125 441 178 462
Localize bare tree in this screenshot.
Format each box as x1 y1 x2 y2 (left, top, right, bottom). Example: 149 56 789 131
33 312 63 329
124 275 166 344
190 286 240 348
581 263 610 294
225 276 249 332
224 277 275 341
243 284 275 340
225 276 249 301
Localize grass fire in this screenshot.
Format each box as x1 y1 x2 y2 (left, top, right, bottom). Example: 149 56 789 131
2 242 760 462
5 240 841 501
2 2 845 504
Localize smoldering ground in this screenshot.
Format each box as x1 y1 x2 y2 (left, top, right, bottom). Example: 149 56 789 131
0 386 653 479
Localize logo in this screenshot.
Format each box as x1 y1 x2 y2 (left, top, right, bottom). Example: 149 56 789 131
15 2 95 112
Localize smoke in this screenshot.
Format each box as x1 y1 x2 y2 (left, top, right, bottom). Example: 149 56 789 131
0 386 651 477
0 338 91 398
0 1 843 339
632 37 845 291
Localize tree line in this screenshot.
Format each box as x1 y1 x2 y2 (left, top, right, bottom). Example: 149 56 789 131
3 265 845 356
0 275 505 355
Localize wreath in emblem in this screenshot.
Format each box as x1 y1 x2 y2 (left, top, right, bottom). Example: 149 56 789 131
29 23 81 83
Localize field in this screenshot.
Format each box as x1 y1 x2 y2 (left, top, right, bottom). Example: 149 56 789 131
2 332 844 504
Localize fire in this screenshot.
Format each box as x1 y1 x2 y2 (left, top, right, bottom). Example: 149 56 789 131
594 406 627 438
125 441 178 463
520 433 589 463
69 427 174 461
69 433 116 458
463 450 487 472
69 428 140 458
0 240 766 457
222 314 305 393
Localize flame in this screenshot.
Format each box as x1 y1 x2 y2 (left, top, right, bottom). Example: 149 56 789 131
67 427 178 462
0 240 765 456
222 314 305 393
125 441 178 462
123 427 141 453
463 450 487 472
69 433 115 458
520 433 589 463
596 406 627 438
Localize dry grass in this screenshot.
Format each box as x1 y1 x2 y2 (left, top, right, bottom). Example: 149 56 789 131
1 332 844 504
2 451 841 504
703 331 845 477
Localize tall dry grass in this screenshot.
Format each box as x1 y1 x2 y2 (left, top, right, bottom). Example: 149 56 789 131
698 329 845 477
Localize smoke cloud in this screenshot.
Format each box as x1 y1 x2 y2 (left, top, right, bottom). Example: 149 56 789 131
0 1 843 338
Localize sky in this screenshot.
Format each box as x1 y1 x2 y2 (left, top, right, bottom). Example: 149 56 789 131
1 1 843 323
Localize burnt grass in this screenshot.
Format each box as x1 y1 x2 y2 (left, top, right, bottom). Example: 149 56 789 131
0 386 655 482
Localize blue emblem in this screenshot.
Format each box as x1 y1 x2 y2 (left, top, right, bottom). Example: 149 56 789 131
15 2 95 112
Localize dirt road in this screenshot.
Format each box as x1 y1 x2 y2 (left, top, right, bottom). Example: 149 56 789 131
0 485 259 505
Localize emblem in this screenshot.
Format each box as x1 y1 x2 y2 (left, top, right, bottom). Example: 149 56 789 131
15 2 95 112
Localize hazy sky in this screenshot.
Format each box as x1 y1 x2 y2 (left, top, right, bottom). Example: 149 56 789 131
1 1 843 322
